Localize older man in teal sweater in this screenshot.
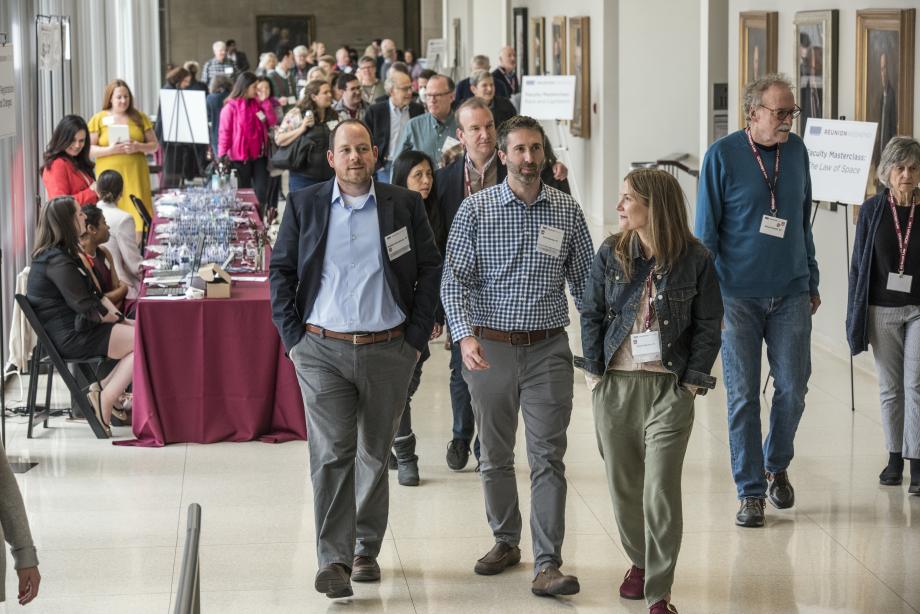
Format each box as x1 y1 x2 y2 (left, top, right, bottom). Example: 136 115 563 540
695 74 820 529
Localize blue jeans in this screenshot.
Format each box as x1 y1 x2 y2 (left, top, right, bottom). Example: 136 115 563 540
375 162 392 184
721 292 812 499
450 341 480 458
289 172 319 193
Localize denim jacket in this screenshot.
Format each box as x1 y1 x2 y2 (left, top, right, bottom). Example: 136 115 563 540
577 234 723 392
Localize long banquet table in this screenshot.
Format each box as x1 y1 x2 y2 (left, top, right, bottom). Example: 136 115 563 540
117 189 307 447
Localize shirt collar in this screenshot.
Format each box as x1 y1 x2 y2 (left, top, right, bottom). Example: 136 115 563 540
389 98 408 114
331 178 377 210
465 151 497 175
498 177 548 208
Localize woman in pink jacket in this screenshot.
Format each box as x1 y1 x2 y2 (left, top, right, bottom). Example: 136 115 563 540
218 71 277 207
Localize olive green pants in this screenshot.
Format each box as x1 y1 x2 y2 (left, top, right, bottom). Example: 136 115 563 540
593 370 695 606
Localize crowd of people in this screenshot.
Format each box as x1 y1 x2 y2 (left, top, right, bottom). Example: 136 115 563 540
2 29 918 614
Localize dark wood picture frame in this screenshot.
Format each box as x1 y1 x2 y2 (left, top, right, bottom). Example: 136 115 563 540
569 16 590 138
513 8 529 77
255 15 316 54
793 10 838 135
551 16 567 76
530 16 545 76
738 11 778 128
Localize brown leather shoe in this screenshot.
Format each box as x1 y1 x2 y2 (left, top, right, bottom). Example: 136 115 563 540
314 563 352 598
531 565 580 596
649 599 678 613
473 542 521 575
351 555 380 582
619 565 645 599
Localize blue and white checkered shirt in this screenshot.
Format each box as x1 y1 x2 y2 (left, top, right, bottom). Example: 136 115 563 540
441 179 594 340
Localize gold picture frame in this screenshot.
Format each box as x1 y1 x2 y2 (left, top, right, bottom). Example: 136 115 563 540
530 17 545 76
550 16 566 76
793 10 838 135
855 8 915 195
738 11 778 128
569 16 590 138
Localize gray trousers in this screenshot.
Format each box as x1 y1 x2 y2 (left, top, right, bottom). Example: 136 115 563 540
868 305 920 459
289 333 418 568
462 333 574 572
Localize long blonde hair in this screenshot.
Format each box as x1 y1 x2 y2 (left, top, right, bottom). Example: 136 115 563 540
614 169 696 279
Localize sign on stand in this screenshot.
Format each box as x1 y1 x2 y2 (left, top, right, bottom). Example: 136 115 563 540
520 75 576 120
803 118 877 205
0 46 16 139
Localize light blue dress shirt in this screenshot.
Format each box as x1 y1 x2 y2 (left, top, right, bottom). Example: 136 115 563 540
305 181 406 332
387 100 410 164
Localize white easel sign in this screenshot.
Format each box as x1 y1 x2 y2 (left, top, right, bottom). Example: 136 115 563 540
803 118 878 205
0 46 16 139
520 75 576 121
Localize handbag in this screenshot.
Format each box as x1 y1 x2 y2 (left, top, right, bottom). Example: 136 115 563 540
269 132 309 171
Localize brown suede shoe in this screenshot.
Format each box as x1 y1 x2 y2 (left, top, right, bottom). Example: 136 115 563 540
473 542 521 575
649 599 678 613
531 565 580 596
619 565 645 599
314 563 352 598
351 555 381 582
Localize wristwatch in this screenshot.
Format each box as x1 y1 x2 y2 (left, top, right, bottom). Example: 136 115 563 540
116 312 126 323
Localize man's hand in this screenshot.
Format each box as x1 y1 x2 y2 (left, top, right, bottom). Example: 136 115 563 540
17 566 40 605
585 372 601 392
552 161 568 181
430 323 443 340
459 336 490 371
810 294 821 315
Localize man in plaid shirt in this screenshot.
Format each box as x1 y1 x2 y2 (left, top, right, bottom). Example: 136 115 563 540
201 41 238 85
441 115 594 597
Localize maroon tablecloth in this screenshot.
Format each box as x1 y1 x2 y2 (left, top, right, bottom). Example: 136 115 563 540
117 190 306 446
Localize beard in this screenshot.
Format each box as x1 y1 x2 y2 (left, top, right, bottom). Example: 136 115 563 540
506 159 544 184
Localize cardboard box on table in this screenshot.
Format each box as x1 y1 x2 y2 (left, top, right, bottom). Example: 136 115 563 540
190 263 232 298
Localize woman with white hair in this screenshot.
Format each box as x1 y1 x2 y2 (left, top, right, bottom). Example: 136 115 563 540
847 135 920 495
255 52 277 77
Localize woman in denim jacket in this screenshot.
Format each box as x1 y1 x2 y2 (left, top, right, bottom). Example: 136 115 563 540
579 169 722 614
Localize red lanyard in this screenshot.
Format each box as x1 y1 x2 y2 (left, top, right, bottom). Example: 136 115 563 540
643 269 656 331
887 191 917 276
745 128 781 216
463 163 472 197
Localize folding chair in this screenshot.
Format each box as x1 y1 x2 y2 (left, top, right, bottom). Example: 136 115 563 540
130 194 153 251
14 295 110 439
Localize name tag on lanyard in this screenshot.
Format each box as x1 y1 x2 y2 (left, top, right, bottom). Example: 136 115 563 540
746 128 786 238
760 214 787 238
630 330 662 362
887 194 917 292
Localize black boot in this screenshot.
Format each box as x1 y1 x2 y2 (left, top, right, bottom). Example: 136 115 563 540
879 452 904 486
909 459 920 495
393 433 419 486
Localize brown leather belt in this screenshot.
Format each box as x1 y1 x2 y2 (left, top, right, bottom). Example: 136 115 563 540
305 324 403 345
472 326 564 346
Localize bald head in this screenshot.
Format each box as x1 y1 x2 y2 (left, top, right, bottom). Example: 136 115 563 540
498 46 516 71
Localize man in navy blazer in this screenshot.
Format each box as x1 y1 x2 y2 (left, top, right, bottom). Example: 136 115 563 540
364 71 425 181
269 119 442 599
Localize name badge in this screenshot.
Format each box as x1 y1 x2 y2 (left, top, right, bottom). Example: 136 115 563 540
256 111 266 122
630 330 662 363
223 66 234 75
887 272 914 293
385 226 411 261
760 214 787 238
441 136 461 153
102 115 115 126
297 79 307 88
536 224 565 258
326 120 339 131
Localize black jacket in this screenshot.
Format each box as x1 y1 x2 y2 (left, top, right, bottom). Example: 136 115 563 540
434 156 508 232
269 179 443 354
364 100 425 170
490 96 517 129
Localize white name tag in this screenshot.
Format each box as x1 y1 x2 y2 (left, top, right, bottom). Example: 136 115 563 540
256 111 266 122
102 115 115 126
287 96 298 105
441 136 461 153
385 226 411 261
630 330 662 363
223 66 234 75
536 224 565 258
326 120 339 131
887 272 914 293
760 214 787 238
297 79 307 88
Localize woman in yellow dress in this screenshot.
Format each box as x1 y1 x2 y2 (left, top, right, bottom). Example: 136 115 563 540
88 79 159 244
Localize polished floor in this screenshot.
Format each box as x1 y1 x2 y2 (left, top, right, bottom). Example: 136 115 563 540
2 321 918 613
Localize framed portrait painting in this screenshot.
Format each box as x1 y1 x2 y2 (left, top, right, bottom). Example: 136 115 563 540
569 16 590 138
738 11 778 128
255 15 315 54
793 10 838 135
530 17 545 76
856 9 916 194
513 8 529 77
551 16 566 76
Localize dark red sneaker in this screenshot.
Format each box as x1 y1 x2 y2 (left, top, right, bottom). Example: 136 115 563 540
619 565 644 599
649 599 678 613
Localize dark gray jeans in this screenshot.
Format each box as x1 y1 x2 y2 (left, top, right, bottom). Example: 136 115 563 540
289 332 418 568
462 332 574 572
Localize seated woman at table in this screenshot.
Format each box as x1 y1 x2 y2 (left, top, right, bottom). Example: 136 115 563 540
79 205 130 312
95 170 143 299
41 114 98 206
27 196 135 436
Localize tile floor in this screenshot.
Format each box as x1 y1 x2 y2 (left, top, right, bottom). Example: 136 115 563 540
2 323 918 613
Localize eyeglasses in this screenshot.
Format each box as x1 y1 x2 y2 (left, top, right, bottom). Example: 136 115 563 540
426 91 452 99
758 104 801 121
